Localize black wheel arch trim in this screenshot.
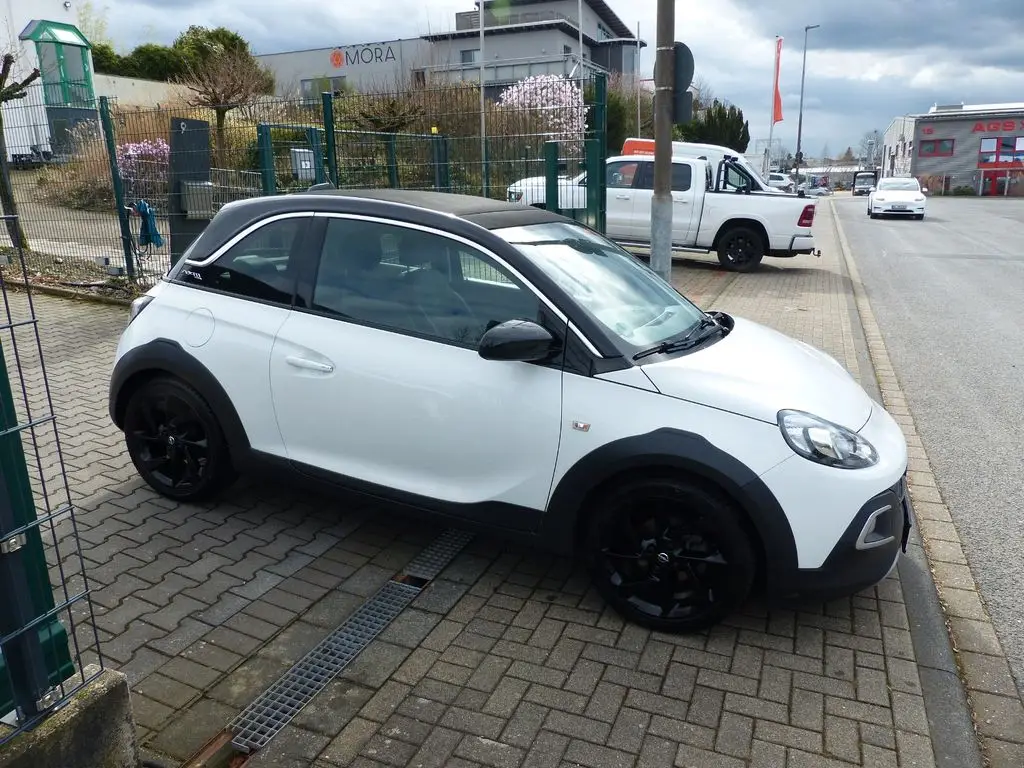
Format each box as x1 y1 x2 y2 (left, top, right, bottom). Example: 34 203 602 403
540 427 799 589
109 338 252 461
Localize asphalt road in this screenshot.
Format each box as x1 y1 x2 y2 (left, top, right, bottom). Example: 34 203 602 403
834 195 1024 698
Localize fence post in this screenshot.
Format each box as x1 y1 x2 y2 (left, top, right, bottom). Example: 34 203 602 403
482 137 490 198
0 344 59 720
544 140 561 216
593 73 608 234
585 138 601 230
99 97 136 280
432 134 450 192
320 92 339 187
256 125 276 195
386 135 399 188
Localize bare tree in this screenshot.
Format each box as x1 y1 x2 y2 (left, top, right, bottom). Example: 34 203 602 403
0 53 41 249
177 48 274 166
691 73 715 113
858 129 882 165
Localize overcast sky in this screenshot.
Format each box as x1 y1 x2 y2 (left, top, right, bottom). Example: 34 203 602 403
100 0 1024 156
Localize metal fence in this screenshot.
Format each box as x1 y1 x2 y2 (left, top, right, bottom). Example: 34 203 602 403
0 218 102 744
0 74 607 288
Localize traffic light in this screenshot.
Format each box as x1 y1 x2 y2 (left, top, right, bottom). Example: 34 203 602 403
673 42 695 125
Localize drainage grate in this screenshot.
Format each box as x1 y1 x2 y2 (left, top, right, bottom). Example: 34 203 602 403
228 527 473 755
402 528 475 581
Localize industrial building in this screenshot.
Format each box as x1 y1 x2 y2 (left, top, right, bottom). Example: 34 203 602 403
256 0 645 101
882 102 1024 196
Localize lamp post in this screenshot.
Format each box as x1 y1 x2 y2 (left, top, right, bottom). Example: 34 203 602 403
793 24 819 181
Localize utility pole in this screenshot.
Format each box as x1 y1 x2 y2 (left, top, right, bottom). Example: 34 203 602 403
793 24 819 182
650 0 675 283
478 0 487 194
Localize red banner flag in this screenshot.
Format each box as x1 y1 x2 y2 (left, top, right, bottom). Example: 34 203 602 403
772 37 784 124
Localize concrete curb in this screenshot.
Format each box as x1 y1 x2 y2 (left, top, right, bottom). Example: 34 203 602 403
2 281 132 308
830 198 1024 767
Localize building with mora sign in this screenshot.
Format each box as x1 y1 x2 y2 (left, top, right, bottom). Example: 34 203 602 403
882 101 1024 196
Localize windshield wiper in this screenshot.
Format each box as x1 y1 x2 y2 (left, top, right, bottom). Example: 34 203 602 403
632 315 725 360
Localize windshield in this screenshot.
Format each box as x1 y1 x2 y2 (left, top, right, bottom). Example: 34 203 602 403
877 178 920 192
492 221 706 350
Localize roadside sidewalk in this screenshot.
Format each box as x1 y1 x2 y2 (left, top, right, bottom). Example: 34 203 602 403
4 199 988 768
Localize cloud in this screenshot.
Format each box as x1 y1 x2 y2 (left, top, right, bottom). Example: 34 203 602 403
96 0 1024 154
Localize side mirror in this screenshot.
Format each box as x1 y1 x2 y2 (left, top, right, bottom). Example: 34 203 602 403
868 186 876 192
478 320 558 363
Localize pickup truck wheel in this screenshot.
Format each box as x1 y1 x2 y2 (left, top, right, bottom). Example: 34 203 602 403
717 227 765 272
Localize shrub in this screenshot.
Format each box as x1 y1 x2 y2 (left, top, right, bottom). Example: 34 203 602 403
35 121 115 212
117 138 170 201
952 185 976 196
496 75 587 152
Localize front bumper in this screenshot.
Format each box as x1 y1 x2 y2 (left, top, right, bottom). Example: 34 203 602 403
872 202 925 215
786 474 913 599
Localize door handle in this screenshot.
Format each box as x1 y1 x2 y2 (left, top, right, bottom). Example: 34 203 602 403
673 199 689 204
615 194 631 200
285 356 334 373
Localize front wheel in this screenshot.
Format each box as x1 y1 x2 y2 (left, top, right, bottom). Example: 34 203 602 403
123 376 236 502
915 213 925 220
583 476 757 633
716 226 765 272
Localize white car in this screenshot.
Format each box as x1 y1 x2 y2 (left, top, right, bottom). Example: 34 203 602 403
109 188 911 632
768 172 795 193
868 177 927 220
798 184 833 198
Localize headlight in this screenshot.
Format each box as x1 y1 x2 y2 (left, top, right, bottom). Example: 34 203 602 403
777 410 878 469
128 295 153 324
508 190 523 202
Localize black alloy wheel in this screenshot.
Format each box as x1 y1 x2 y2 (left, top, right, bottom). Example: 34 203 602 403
585 477 756 632
717 227 765 272
123 376 234 502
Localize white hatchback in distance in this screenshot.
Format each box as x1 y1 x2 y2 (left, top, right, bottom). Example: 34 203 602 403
109 188 911 633
868 177 928 219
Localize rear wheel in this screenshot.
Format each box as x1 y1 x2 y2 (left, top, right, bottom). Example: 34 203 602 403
716 226 765 272
583 476 757 633
123 376 236 502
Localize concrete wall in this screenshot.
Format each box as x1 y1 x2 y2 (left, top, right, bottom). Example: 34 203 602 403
258 39 435 97
93 74 190 106
428 28 577 83
912 111 1024 193
881 116 915 179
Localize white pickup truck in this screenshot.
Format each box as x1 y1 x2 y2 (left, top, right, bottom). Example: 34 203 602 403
506 154 818 271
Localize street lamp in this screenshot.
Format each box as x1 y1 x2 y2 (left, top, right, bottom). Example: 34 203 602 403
793 24 819 180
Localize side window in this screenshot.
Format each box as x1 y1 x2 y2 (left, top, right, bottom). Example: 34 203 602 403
607 161 640 188
671 163 692 192
634 162 655 190
178 217 307 304
312 218 542 348
723 165 751 190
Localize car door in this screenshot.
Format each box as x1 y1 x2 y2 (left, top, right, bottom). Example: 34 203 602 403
670 161 697 244
605 159 644 239
626 160 655 241
267 213 566 527
169 212 314 454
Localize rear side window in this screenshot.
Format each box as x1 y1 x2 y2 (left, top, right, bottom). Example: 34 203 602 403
177 216 308 305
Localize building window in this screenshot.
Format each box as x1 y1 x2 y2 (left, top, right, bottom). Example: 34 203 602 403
597 23 613 41
300 76 347 103
461 49 479 64
978 136 1024 166
563 45 572 56
918 139 954 157
412 69 426 88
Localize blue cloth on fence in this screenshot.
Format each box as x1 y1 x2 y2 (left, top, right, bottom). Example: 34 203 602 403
136 200 164 248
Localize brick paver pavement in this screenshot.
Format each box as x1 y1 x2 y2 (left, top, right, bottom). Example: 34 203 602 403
3 201 954 767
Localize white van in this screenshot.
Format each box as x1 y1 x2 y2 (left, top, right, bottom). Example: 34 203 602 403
621 138 787 195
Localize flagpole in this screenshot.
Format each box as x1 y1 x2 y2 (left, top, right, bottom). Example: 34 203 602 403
766 35 779 176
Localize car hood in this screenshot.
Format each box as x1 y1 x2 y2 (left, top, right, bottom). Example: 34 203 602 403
641 316 873 430
873 189 923 201
508 174 576 190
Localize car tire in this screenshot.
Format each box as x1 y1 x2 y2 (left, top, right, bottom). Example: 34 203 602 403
915 214 925 220
716 226 765 272
123 376 236 502
583 475 757 633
